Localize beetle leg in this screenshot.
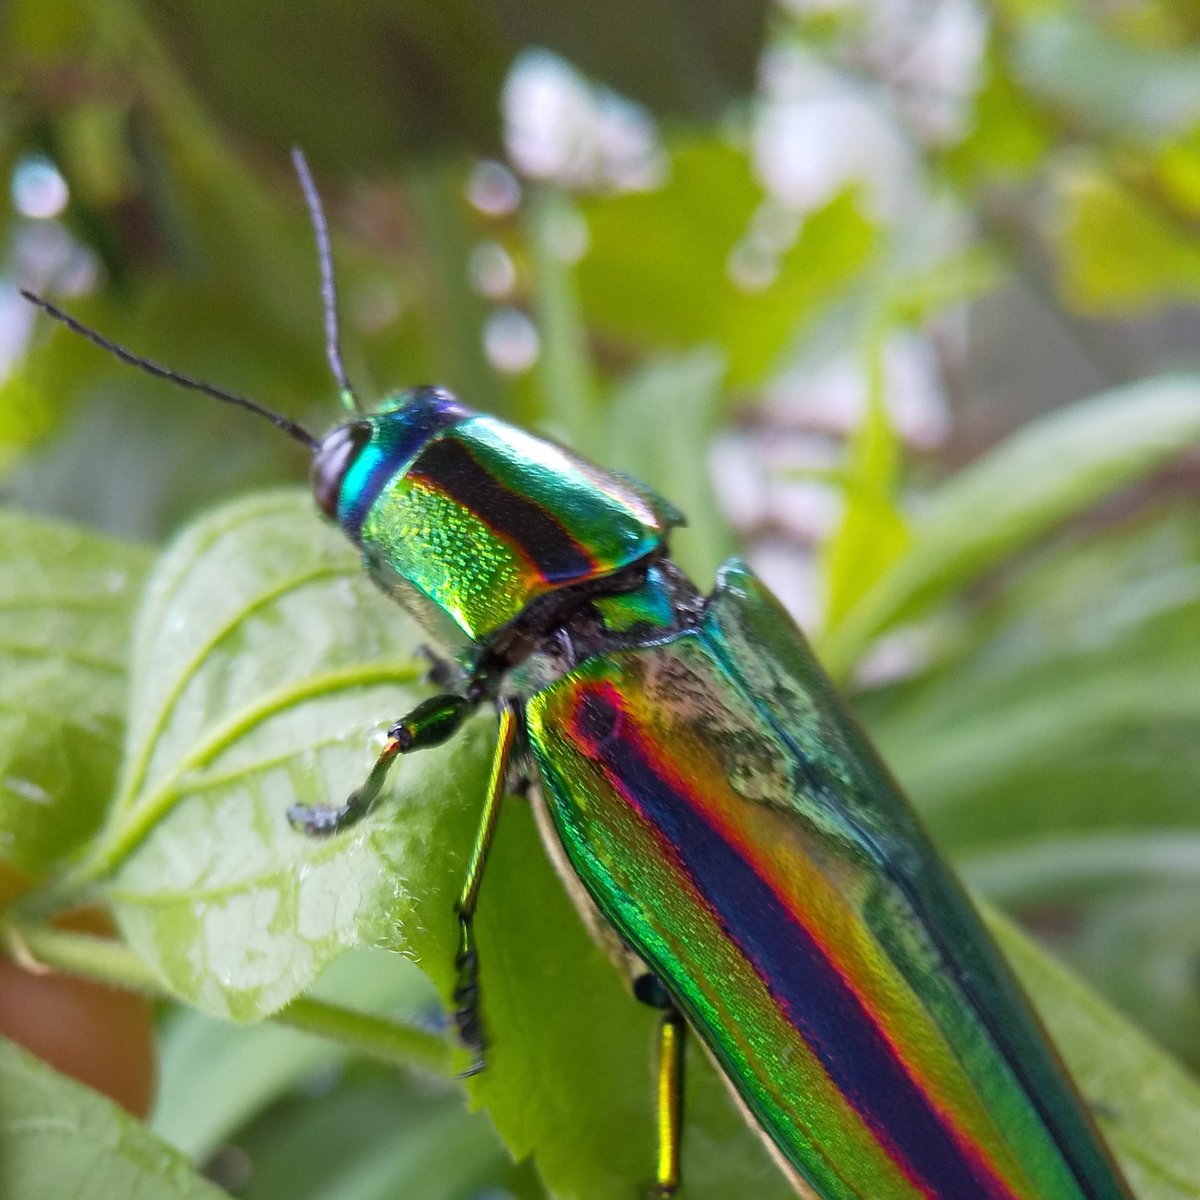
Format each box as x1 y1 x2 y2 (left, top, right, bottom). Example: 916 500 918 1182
453 701 519 1075
288 690 475 836
634 974 687 1198
417 643 464 690
652 1009 687 1198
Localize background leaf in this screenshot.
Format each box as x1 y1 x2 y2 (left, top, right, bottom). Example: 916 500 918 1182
823 375 1200 675
820 336 909 629
0 1034 226 1200
1059 174 1200 312
603 346 736 585
578 143 876 387
153 953 543 1200
152 948 440 1161
1014 15 1200 140
0 509 149 874
992 911 1200 1200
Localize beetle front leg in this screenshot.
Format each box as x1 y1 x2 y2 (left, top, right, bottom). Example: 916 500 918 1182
288 691 475 836
417 643 465 690
452 701 518 1075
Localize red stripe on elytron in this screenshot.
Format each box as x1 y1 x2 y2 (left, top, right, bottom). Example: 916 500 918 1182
567 680 1026 1200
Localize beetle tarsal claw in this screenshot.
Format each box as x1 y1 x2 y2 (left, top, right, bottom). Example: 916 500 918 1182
455 1053 487 1080
286 800 354 837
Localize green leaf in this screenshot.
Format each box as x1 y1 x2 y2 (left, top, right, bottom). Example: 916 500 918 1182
991 911 1200 1200
961 832 1200 911
153 948 438 1160
0 370 57 474
1063 882 1200 1080
579 140 875 387
724 190 876 387
869 507 1200 853
821 337 910 630
1058 173 1200 312
1014 15 1200 140
0 509 150 873
75 491 493 1022
945 44 1053 180
1157 132 1200 216
822 374 1200 676
233 1072 538 1200
0 1034 226 1200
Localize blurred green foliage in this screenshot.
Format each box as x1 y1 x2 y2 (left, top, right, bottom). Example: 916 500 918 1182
2 1 1200 1198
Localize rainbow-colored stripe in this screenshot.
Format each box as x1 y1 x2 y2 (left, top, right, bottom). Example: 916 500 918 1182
524 563 1128 1199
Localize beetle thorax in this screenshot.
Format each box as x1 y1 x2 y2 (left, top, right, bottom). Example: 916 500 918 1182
313 387 682 669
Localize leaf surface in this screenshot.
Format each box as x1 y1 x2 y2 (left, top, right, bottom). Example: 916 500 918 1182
0 1034 226 1200
84 491 492 1021
823 375 1200 674
0 509 149 873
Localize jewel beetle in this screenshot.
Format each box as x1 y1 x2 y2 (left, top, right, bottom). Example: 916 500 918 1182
22 151 1134 1200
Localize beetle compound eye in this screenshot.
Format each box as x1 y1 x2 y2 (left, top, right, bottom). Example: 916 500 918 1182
312 421 372 519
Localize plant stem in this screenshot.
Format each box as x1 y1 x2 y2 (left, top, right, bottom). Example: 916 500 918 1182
3 921 452 1076
525 184 598 442
409 164 502 413
6 922 164 990
280 994 450 1075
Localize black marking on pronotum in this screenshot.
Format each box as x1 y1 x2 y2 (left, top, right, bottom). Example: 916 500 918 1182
407 435 597 581
19 290 319 451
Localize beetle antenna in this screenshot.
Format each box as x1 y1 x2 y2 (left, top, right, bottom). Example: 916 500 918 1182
20 290 320 451
291 146 362 415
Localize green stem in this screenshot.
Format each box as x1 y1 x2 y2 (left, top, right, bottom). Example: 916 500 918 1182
280 994 449 1075
525 184 598 441
409 164 501 412
7 922 163 992
4 921 452 1076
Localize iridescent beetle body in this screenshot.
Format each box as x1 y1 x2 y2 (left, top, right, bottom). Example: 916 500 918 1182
21 150 1134 1198
306 386 1133 1200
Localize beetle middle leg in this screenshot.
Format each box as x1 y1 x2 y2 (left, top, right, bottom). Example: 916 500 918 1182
635 973 687 1198
452 700 518 1075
